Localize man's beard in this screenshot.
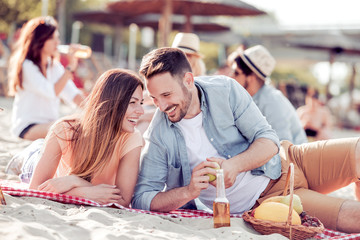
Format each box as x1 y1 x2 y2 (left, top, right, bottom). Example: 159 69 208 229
167 87 192 123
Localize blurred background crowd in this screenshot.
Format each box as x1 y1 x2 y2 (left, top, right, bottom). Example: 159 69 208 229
1 0 360 134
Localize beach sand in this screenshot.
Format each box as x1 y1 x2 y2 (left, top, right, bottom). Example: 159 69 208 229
0 96 357 240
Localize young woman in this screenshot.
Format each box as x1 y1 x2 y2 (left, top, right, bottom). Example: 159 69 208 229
12 69 144 207
8 16 85 140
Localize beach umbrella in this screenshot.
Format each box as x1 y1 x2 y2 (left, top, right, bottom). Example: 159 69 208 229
289 34 360 56
106 0 265 46
73 11 230 32
106 0 264 19
72 10 231 70
287 33 360 101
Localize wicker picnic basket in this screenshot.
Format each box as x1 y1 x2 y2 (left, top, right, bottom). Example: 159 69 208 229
242 163 324 240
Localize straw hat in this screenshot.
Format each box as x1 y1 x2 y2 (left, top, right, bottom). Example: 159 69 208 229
238 45 276 81
172 32 202 57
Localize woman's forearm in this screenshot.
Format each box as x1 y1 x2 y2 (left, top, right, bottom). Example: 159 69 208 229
54 70 73 95
63 184 125 206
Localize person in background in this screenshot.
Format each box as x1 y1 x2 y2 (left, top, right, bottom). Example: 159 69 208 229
7 16 85 141
0 39 10 67
171 32 206 76
227 45 308 145
0 40 10 96
297 87 333 141
7 69 144 206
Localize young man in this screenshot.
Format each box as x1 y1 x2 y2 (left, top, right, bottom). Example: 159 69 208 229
132 47 360 233
228 45 308 145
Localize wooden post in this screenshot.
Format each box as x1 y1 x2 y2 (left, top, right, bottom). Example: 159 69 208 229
325 51 335 100
57 0 66 44
348 63 356 110
114 23 124 66
184 3 193 33
128 23 138 71
42 0 49 16
158 0 172 47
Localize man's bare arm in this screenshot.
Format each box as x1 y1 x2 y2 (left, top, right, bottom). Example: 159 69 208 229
150 161 218 212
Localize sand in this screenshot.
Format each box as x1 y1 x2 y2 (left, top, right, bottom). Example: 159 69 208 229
0 96 357 240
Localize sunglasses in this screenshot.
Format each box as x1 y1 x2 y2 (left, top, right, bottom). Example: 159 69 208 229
233 69 245 77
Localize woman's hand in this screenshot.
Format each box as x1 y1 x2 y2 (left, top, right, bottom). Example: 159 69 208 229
38 175 90 193
186 161 216 199
78 184 124 205
66 44 80 71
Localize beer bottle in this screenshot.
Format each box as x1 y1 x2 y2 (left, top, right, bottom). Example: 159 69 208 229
213 169 230 228
57 44 92 59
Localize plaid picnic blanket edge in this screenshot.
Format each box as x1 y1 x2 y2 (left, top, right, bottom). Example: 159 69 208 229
1 179 359 240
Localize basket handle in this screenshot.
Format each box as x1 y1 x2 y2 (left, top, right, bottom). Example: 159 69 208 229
282 163 294 228
0 186 6 205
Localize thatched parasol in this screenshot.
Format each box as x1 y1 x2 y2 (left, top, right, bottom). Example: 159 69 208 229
287 33 360 101
73 10 230 32
106 0 265 46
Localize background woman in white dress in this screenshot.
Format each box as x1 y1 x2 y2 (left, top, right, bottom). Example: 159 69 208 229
8 16 85 140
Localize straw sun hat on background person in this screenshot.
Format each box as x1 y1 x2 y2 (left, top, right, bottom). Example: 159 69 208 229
233 45 276 82
171 32 206 76
172 32 203 57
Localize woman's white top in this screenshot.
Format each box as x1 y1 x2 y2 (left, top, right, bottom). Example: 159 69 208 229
11 59 81 137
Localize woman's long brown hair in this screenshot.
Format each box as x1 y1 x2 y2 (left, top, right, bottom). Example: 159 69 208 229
66 69 143 181
8 16 57 95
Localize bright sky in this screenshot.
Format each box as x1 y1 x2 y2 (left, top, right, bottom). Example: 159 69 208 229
242 0 360 27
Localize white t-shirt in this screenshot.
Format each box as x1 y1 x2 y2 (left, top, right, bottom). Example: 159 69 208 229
11 59 81 137
177 112 270 214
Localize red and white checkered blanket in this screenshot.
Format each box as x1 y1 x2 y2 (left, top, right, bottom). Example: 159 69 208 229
1 180 359 239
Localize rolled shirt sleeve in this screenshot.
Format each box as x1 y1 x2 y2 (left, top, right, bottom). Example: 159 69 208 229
228 79 281 179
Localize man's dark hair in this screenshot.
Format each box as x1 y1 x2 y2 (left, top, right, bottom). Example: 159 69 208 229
234 56 253 76
139 47 192 80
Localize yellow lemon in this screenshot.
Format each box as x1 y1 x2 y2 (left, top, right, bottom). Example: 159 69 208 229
254 202 301 225
280 194 304 214
206 162 220 182
262 196 285 204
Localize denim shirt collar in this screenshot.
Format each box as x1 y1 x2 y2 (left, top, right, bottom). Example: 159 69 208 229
196 82 207 110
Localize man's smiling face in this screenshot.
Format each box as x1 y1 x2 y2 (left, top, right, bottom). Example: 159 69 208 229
146 72 192 123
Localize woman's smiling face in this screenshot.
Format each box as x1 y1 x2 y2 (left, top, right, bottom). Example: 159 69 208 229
122 85 144 133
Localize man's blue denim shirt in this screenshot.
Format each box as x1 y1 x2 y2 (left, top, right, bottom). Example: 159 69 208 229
132 75 281 211
252 84 308 145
